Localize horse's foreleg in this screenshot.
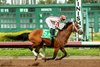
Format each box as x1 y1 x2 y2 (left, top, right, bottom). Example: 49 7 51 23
45 48 59 60
55 47 67 60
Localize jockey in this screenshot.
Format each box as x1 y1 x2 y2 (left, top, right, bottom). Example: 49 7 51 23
45 15 66 46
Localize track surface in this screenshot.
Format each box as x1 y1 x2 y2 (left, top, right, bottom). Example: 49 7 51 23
0 56 100 67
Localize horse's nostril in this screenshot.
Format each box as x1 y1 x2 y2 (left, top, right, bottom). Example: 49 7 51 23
80 32 83 35
78 30 83 35
80 31 83 34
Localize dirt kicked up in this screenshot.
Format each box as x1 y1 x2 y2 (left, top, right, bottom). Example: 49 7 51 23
0 56 100 67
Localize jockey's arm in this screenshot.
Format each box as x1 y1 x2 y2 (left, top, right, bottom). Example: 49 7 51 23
55 21 62 30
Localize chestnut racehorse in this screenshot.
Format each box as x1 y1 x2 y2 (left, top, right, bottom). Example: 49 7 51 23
28 21 83 61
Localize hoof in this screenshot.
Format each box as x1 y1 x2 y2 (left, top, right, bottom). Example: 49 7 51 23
35 56 38 61
42 58 47 62
55 58 62 60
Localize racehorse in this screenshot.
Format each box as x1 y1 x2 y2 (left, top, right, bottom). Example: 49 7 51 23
28 21 83 61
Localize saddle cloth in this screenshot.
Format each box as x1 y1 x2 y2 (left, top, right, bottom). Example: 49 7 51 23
41 29 57 38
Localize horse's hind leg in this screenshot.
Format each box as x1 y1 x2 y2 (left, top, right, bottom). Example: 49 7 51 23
31 46 44 61
34 46 41 60
55 47 67 60
29 46 41 61
31 42 45 61
29 46 37 56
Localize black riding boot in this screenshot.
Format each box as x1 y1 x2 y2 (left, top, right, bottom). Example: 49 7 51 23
50 28 55 46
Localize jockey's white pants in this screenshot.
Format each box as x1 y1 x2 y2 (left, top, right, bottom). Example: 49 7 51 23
45 18 55 29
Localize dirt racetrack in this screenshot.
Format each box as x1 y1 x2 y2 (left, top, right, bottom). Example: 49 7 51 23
0 56 100 67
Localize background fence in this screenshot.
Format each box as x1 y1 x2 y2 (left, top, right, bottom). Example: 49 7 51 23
0 4 100 32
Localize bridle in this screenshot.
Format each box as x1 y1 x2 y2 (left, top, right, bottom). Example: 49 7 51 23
72 22 81 32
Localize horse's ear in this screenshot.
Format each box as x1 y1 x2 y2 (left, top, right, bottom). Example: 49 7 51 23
74 20 77 22
74 20 79 24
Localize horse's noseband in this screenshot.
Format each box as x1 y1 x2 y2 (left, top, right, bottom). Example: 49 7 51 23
72 22 81 32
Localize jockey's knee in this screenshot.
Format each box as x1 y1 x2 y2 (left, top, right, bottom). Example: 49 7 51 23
50 28 55 37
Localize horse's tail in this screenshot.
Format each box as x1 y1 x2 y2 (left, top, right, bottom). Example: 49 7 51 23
5 32 30 41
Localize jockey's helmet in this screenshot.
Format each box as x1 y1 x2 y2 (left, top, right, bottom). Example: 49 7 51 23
60 15 66 20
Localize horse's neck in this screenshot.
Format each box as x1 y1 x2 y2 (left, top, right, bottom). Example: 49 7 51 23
65 25 73 41
56 24 73 43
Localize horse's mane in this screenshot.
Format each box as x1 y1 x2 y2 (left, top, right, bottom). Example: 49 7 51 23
62 21 72 30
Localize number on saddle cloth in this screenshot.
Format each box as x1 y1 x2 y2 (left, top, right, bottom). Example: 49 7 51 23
41 29 57 39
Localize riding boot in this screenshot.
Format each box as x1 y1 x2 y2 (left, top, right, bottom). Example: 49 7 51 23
50 28 55 46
